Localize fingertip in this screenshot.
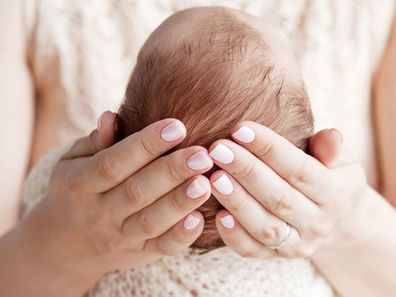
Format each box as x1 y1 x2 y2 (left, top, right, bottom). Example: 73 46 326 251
210 170 227 182
96 111 117 149
329 128 343 145
231 122 256 144
208 140 220 153
216 210 236 230
183 211 204 231
186 175 212 200
159 119 187 143
97 111 116 130
210 171 234 196
309 128 343 168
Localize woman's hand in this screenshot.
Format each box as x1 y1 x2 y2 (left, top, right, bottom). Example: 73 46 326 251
1 112 214 297
47 112 215 271
207 121 367 258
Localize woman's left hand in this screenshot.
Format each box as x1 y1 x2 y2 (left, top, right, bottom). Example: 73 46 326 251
208 121 367 258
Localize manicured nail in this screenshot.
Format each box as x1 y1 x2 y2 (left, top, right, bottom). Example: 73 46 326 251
212 174 233 195
186 179 206 199
184 214 201 230
187 151 212 170
160 121 186 142
209 143 234 164
232 126 255 143
220 215 235 229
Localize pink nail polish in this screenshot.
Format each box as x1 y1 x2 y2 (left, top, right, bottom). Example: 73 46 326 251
160 121 186 142
209 143 234 164
220 215 235 229
184 214 201 230
186 179 206 199
212 174 233 195
187 151 213 170
232 126 255 143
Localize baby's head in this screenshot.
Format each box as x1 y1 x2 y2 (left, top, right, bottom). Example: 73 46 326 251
116 7 314 251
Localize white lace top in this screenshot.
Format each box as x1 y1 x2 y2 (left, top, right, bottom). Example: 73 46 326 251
21 0 395 296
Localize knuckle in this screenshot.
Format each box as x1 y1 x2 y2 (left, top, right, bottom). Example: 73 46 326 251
125 180 146 209
258 225 283 243
235 161 255 180
98 152 118 182
272 190 293 213
256 141 275 160
137 133 158 159
169 195 187 214
165 157 186 183
228 197 248 213
289 160 310 186
136 212 157 238
311 179 329 203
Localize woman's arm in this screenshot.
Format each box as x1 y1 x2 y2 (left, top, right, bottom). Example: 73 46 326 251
0 0 34 236
373 8 396 206
311 186 396 297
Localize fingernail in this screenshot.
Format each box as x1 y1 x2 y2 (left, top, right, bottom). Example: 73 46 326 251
186 179 207 199
209 143 234 164
212 174 233 195
160 121 186 142
220 215 235 229
187 151 212 170
232 126 255 143
184 214 201 230
97 112 104 131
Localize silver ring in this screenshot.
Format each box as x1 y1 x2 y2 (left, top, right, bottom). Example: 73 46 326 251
266 223 292 249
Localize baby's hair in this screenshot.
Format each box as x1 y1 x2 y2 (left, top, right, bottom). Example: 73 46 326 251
116 8 314 250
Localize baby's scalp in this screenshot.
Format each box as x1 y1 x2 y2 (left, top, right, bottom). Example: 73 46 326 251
116 7 314 251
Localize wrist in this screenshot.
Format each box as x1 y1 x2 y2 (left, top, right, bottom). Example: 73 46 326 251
0 200 105 297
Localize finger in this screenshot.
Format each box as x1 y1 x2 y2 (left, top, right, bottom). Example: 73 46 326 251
209 139 319 217
308 128 343 168
120 176 211 239
210 170 311 245
229 121 329 200
215 210 276 259
271 226 304 258
144 211 204 256
62 111 116 159
102 146 213 216
78 118 187 193
309 128 356 169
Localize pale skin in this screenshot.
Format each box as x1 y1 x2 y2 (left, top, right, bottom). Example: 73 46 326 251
1 3 396 297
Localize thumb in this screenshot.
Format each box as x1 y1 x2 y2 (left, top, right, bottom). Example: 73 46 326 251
308 128 343 168
62 111 117 160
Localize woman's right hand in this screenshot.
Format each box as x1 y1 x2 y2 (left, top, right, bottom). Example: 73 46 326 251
23 112 213 285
